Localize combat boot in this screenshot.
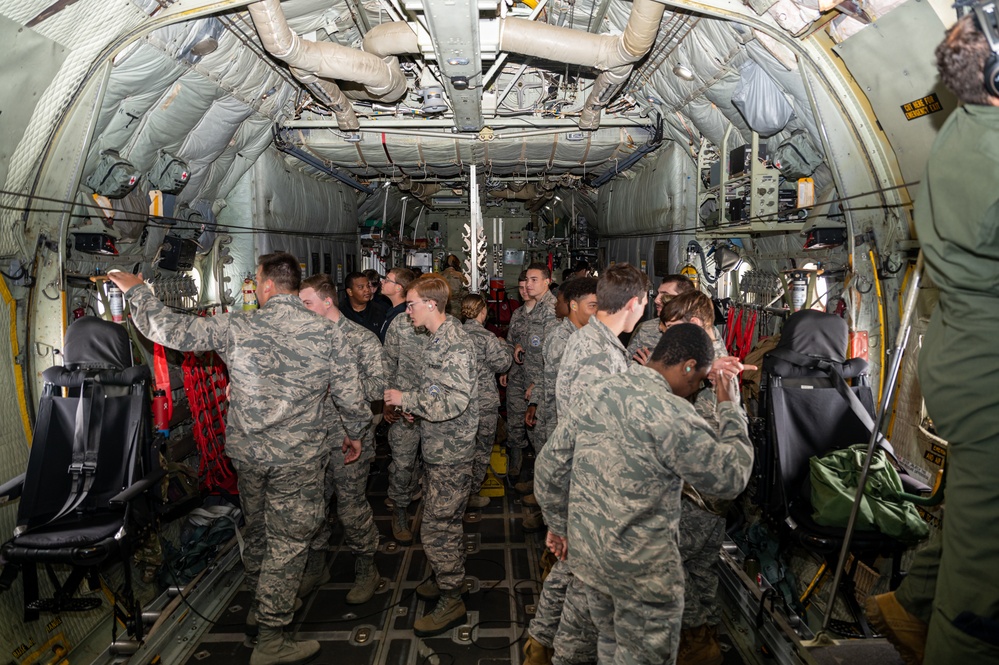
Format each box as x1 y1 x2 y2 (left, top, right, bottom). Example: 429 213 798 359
523 635 554 665
522 509 545 533
391 507 413 545
296 552 331 598
522 493 539 507
345 555 380 605
413 591 467 637
250 627 320 665
865 592 927 665
467 492 491 509
416 577 471 601
514 479 534 495
246 598 303 638
676 624 723 665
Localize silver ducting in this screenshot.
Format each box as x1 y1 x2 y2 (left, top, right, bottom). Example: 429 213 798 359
248 0 409 126
499 0 666 129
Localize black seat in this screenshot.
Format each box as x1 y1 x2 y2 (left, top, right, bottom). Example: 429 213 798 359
754 310 927 633
0 317 162 640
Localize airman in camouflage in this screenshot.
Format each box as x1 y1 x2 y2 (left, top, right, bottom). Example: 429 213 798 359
111 252 371 665
299 275 384 605
521 264 558 449
537 325 753 665
461 295 513 508
529 264 648 665
383 291 431 544
385 274 479 637
627 274 697 362
505 273 533 475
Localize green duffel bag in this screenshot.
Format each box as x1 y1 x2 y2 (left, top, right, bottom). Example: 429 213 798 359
810 443 929 544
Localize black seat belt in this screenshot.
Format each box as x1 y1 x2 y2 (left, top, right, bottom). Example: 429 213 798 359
50 378 106 523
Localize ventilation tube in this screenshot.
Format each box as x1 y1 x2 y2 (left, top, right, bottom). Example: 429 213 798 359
486 183 547 200
499 0 665 130
248 0 409 126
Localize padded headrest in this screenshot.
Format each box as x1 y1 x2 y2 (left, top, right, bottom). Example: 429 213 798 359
62 316 132 370
775 310 848 363
42 365 150 388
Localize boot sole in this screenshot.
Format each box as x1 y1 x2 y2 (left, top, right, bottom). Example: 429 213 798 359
413 612 468 638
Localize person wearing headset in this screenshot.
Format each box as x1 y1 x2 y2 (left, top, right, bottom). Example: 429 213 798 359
867 6 999 663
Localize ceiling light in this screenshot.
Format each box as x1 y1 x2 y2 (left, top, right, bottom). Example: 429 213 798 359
672 64 695 81
190 36 219 57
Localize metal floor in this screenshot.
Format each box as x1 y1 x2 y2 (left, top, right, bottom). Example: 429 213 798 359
183 445 542 665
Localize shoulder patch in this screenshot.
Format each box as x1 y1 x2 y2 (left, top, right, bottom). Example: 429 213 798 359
428 384 443 397
530 334 542 347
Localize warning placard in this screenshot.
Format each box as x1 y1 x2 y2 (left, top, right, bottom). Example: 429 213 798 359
901 93 943 121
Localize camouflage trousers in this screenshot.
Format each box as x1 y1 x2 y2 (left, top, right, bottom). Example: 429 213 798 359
233 458 325 629
580 577 682 665
312 433 379 558
471 409 498 488
422 461 473 592
530 558 572 648
506 370 529 450
388 418 421 508
552 563 599 665
679 498 726 629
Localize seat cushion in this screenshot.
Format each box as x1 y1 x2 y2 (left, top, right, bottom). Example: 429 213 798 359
11 513 124 549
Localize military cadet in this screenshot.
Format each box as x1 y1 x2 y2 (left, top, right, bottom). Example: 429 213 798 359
867 13 999 665
627 274 696 362
520 263 559 453
342 271 389 337
109 253 371 665
382 270 430 544
461 294 514 509
379 267 416 340
505 271 533 477
384 274 480 637
537 324 754 665
655 292 734 665
521 276 598 664
528 263 649 665
442 253 470 317
299 274 383 605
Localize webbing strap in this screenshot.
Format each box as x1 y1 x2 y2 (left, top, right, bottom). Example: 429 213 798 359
51 381 106 523
153 343 173 422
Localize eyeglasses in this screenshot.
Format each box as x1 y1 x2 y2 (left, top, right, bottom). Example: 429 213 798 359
405 299 432 310
383 278 400 287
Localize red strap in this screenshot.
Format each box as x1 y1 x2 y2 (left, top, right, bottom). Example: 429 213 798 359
153 343 173 422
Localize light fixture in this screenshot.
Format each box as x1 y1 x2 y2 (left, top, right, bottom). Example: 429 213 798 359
190 36 219 57
672 64 695 81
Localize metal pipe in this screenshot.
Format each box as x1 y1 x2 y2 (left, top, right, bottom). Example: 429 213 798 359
282 117 644 128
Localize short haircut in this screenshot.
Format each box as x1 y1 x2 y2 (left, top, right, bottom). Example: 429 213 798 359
344 271 367 291
937 14 995 105
650 323 713 370
389 267 417 289
407 274 450 310
573 259 590 273
301 273 337 301
562 268 574 282
561 276 598 304
461 293 487 322
526 262 551 280
596 263 650 313
258 252 302 292
517 270 528 283
363 269 381 283
660 274 696 294
659 291 714 327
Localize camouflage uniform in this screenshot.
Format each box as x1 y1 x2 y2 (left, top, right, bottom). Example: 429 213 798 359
537 363 754 665
462 318 513 487
532 315 631 663
679 335 732 630
383 313 430 509
522 289 558 450
125 286 369 629
506 302 531 451
400 316 479 592
626 318 662 359
312 317 385 561
538 317 576 444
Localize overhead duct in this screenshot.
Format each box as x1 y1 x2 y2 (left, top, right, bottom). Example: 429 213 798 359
486 183 549 201
363 21 420 59
499 0 666 130
399 179 442 206
248 0 409 127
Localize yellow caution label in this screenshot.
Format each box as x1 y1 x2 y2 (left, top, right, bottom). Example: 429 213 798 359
901 93 943 121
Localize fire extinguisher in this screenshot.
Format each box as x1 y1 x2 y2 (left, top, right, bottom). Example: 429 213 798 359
242 276 258 311
789 271 808 311
108 283 125 323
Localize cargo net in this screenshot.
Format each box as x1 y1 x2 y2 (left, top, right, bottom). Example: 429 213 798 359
182 351 237 495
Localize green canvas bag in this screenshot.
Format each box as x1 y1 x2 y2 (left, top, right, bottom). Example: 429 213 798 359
810 443 929 543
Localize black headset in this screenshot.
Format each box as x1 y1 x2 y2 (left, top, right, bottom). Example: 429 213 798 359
966 0 999 96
